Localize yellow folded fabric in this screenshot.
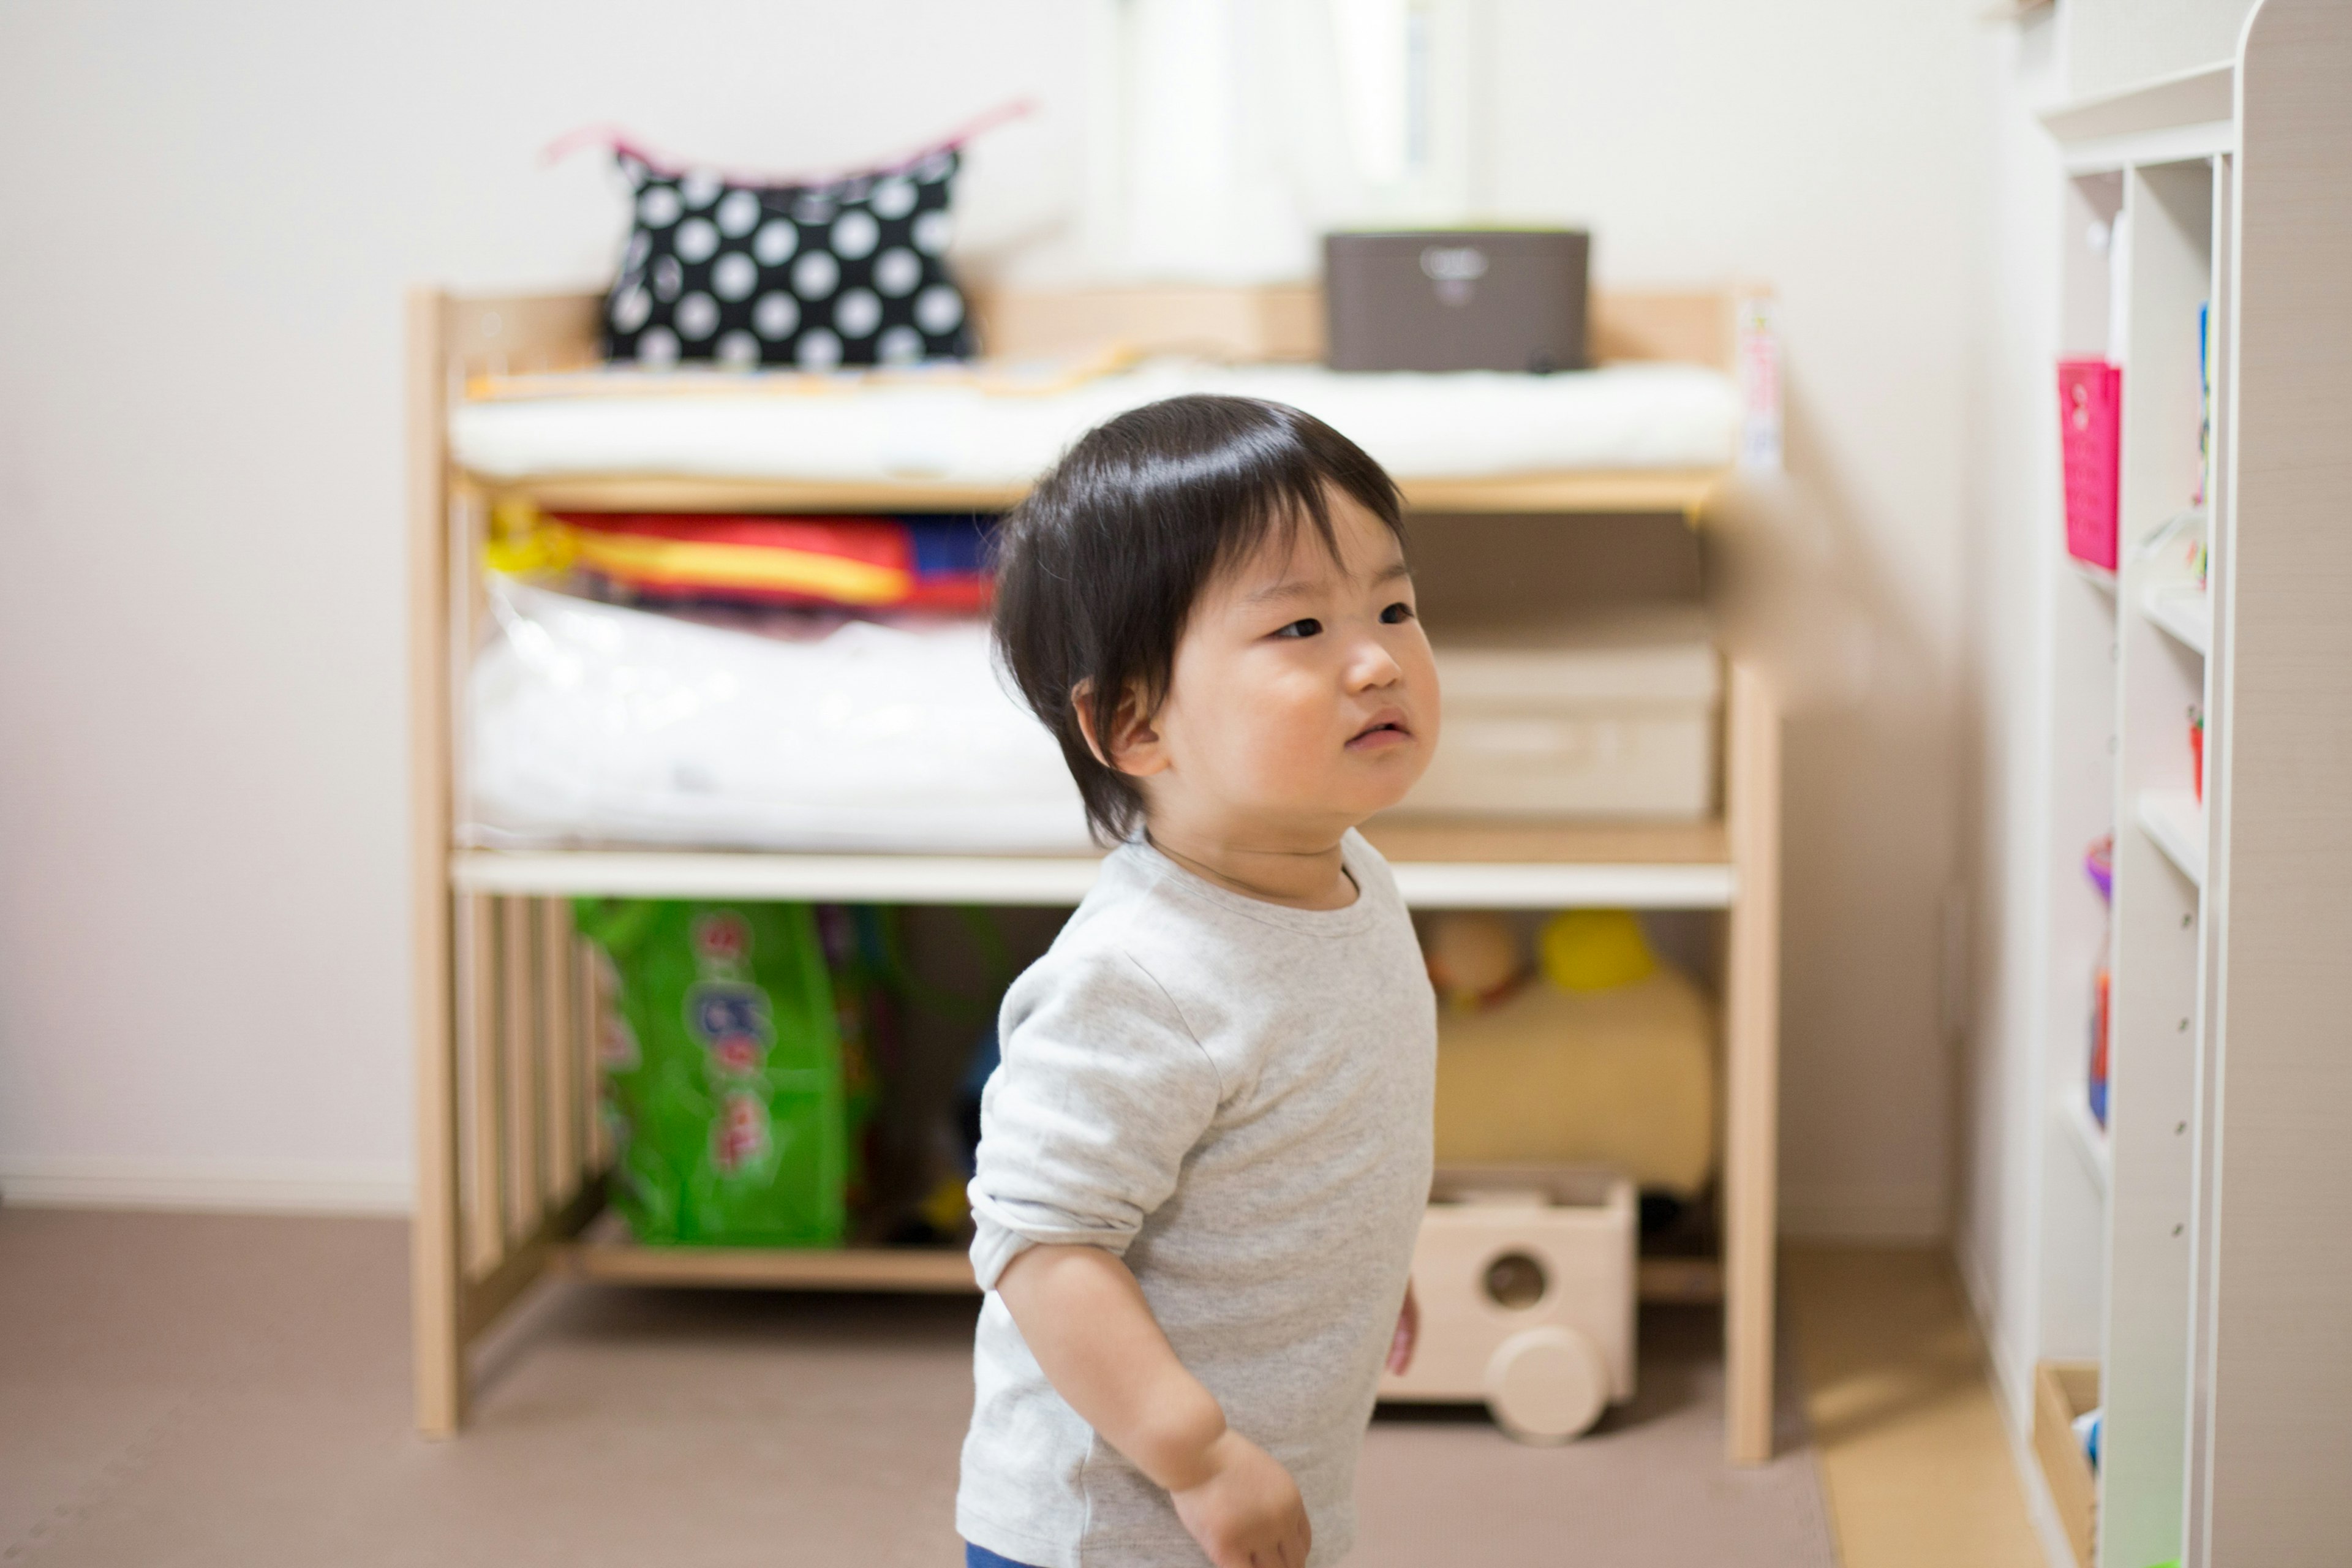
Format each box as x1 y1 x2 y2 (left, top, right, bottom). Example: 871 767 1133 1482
563 530 911 605
1432 965 1716 1198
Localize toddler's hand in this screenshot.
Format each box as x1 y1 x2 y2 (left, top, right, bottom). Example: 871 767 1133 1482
1387 1281 1419 1375
1169 1429 1311 1568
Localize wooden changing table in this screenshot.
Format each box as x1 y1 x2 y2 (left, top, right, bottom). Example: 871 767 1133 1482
407 283 1784 1463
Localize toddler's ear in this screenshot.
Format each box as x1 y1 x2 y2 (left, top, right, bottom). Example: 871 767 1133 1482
1072 679 1167 778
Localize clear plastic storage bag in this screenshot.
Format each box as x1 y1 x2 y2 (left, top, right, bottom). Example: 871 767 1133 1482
464 575 1091 853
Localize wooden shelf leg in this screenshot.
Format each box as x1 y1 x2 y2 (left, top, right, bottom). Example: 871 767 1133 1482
407 287 465 1438
1723 662 1783 1465
540 899 578 1202
412 884 463 1439
500 896 543 1241
413 880 464 1438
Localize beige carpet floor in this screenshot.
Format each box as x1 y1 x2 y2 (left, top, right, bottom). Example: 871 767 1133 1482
0 1209 1834 1567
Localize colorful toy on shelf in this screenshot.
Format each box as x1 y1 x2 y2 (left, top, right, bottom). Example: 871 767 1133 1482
2195 299 2212 509
2086 836 2113 1129
2058 358 2122 571
2073 1404 2103 1471
2142 503 2209 589
1379 1167 1636 1444
486 497 993 612
1421 910 1714 1199
2189 705 2206 803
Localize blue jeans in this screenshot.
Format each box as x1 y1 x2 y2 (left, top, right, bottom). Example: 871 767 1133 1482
965 1544 1041 1568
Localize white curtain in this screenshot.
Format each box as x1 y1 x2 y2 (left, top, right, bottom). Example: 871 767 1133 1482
1083 0 1483 284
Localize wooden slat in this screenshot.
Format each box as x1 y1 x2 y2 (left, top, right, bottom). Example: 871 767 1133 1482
1401 469 1721 518
1722 662 1782 1464
538 898 577 1202
559 1239 982 1293
576 933 609 1178
452 284 1738 380
461 893 504 1280
499 895 541 1242
485 469 1722 521
457 1181 606 1343
407 288 464 1438
496 473 1031 514
1589 288 1740 372
1637 1256 1726 1305
444 292 603 380
2034 1360 2100 1568
1363 814 1729 865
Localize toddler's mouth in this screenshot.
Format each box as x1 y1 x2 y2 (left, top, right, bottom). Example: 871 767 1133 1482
1346 712 1415 752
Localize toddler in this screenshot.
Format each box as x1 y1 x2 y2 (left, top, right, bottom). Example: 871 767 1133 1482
958 395 1440 1568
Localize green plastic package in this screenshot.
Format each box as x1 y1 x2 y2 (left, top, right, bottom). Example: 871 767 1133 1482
577 899 854 1246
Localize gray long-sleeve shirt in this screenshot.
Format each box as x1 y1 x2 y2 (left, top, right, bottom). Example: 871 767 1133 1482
959 831 1435 1568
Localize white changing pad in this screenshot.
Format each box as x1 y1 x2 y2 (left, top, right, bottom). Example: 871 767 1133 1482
465 578 1094 853
449 360 1738 488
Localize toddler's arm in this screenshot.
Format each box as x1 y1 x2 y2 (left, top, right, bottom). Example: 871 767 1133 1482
998 1243 1311 1568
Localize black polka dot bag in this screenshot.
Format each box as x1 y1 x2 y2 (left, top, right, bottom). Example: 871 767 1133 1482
600 141 974 371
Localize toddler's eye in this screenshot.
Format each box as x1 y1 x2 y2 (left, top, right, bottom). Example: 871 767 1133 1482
1275 617 1324 639
1379 601 1415 624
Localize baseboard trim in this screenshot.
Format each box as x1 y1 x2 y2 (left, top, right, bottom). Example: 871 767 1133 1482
1954 1224 2037 1434
1779 1183 1947 1243
0 1158 413 1216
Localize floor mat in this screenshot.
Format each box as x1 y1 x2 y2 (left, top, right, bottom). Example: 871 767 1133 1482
0 1210 1832 1567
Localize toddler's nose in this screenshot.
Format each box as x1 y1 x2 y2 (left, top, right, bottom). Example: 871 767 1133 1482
1346 635 1405 690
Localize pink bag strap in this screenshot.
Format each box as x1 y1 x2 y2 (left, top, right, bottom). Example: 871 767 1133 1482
541 100 1034 186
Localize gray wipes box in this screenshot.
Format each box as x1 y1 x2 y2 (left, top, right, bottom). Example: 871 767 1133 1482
1323 230 1591 374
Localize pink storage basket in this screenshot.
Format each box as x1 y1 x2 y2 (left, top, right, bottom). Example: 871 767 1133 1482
2059 359 2122 571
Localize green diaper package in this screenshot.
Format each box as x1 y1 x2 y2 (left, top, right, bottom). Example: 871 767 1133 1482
578 899 872 1246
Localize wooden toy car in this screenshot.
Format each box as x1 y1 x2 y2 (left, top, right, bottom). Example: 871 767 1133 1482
1378 1166 1637 1443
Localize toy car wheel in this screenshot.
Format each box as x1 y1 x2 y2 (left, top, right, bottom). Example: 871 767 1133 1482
1483 1325 1608 1444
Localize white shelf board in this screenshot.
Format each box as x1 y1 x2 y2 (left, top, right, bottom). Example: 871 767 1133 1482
450 849 1737 911
2064 1093 2112 1195
1392 861 1735 910
454 850 1103 906
2139 582 2211 655
2040 61 2234 170
2068 556 2119 595
2135 790 2207 887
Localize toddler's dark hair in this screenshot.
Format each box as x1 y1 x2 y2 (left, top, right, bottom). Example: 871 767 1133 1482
991 394 1404 845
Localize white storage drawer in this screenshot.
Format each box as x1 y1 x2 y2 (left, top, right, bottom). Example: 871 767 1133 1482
1403 612 1720 820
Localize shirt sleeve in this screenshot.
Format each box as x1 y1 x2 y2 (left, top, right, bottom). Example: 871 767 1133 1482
967 945 1223 1291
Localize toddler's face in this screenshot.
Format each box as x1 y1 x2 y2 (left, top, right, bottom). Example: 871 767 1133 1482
1142 491 1439 838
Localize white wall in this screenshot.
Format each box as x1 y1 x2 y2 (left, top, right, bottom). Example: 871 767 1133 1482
0 1 1090 1209
1487 0 1985 1238
0 0 1991 1234
2065 0 2256 99
1954 6 2073 1424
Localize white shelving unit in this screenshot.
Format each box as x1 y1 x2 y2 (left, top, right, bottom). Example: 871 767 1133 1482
2137 581 2211 656
2064 1093 2112 1195
2011 6 2352 1562
2133 790 2206 888
2030 75 2228 1568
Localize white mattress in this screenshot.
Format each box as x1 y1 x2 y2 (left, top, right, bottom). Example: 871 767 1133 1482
448 360 1739 488
465 578 1095 853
